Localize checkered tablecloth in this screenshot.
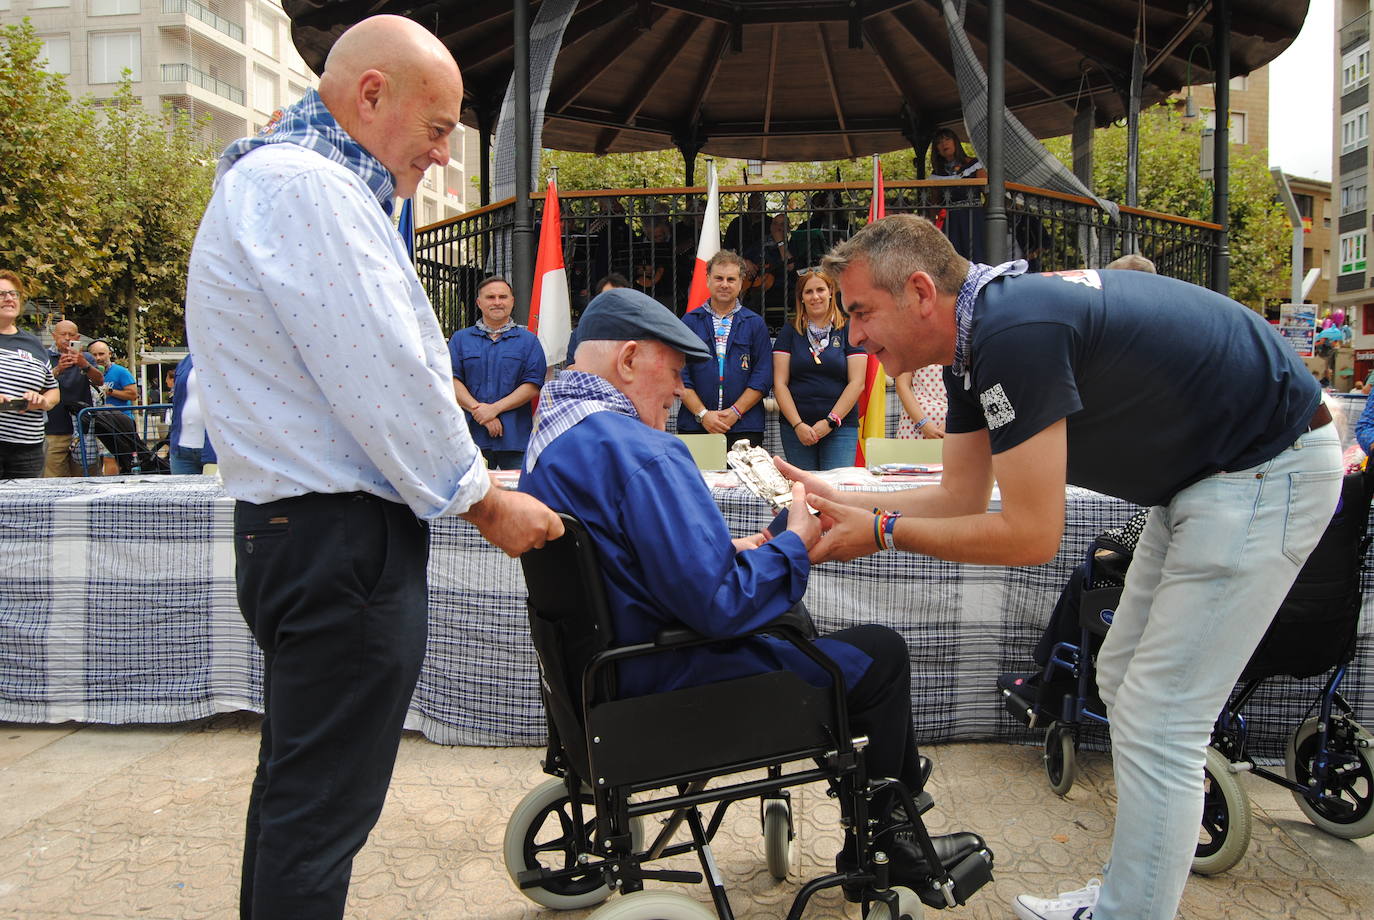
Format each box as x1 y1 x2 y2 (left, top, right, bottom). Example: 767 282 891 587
1 475 1369 762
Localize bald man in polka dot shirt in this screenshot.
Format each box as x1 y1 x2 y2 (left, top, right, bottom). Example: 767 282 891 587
185 16 562 919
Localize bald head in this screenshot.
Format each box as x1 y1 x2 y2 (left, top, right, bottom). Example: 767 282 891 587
52 320 80 350
317 15 464 199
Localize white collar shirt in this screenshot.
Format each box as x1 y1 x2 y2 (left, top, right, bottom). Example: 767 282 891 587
185 143 489 518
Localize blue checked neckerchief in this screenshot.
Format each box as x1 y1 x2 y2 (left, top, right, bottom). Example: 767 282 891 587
950 259 1028 389
709 301 742 409
216 89 397 216
525 371 638 473
477 319 517 338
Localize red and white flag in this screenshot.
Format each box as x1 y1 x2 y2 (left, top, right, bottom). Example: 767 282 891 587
855 155 887 466
528 177 572 367
684 161 720 313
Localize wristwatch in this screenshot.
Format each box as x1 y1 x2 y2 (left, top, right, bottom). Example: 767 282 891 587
695 407 709 422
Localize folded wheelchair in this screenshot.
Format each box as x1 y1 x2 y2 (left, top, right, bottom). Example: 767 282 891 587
999 469 1374 876
506 514 994 920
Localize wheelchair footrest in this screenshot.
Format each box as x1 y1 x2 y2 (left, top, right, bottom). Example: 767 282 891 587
911 790 935 816
637 868 703 884
1002 690 1038 728
940 848 995 908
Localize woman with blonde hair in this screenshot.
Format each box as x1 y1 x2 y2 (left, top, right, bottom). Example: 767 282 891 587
772 269 866 469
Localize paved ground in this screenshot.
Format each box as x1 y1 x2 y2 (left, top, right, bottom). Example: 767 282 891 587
0 713 1369 919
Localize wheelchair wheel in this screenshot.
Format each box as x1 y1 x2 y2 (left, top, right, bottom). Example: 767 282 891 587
1285 716 1374 839
587 889 717 920
1192 745 1251 876
863 885 925 920
762 798 791 880
503 778 644 910
1043 722 1077 797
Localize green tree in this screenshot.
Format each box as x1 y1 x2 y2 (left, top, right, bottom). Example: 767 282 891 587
0 21 102 313
1044 104 1288 311
73 80 216 358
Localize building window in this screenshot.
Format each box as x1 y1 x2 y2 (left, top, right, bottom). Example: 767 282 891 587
1229 74 1248 92
37 35 70 74
1343 106 1370 154
28 0 71 9
252 8 279 58
0 0 11 12
252 67 276 115
287 83 307 104
1341 230 1368 275
746 159 763 176
1344 45 1370 93
1202 109 1248 145
90 0 139 15
89 31 141 83
1342 173 1368 215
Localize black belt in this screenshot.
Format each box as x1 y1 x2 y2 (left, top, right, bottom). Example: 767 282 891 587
1307 403 1333 431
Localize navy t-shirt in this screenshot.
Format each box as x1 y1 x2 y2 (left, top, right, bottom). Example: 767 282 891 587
944 269 1320 507
772 323 864 426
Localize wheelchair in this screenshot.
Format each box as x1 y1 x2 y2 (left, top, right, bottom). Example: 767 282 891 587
999 469 1374 876
506 514 995 920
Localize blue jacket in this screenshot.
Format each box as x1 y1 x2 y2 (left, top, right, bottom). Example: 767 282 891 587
520 410 872 698
676 304 773 433
449 324 547 452
170 355 217 463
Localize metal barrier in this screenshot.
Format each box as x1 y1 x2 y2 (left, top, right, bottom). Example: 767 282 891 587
415 179 1222 338
74 404 172 476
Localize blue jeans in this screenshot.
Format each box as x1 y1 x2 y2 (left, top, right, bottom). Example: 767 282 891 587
170 444 207 475
778 421 859 471
482 449 525 470
1093 425 1342 920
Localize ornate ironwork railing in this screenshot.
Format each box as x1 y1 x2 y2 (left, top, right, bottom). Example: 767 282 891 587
414 180 1221 338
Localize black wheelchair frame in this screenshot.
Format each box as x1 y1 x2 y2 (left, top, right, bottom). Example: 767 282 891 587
1001 470 1374 876
508 514 993 920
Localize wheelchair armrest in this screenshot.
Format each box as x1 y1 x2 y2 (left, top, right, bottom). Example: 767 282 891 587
652 604 813 648
654 625 706 647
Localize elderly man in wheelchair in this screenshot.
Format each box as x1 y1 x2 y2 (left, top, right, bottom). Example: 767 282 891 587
508 288 993 920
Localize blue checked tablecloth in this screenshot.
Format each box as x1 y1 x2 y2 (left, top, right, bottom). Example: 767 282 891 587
1 475 1370 762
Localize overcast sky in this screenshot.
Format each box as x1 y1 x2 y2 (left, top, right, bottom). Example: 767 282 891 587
1269 0 1335 180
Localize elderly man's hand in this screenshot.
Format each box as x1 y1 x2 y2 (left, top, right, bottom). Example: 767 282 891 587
804 494 884 564
784 482 822 550
55 352 78 372
461 482 565 557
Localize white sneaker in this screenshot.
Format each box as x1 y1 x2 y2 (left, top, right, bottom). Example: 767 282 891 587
1012 878 1101 920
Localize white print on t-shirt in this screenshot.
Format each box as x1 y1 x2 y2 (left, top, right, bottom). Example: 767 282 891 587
980 383 1016 429
1040 269 1101 289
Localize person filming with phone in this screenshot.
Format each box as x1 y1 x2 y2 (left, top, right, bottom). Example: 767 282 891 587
45 320 103 477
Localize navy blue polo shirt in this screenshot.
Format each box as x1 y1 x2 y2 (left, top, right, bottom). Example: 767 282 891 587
944 269 1319 506
772 322 864 425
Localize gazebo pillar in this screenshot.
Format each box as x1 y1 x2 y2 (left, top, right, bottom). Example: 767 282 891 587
984 0 1008 262
512 0 534 321
1211 0 1232 295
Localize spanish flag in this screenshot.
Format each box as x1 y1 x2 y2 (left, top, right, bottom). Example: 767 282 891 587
855 156 887 466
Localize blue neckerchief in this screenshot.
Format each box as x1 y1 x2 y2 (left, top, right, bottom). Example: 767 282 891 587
216 88 397 216
525 371 638 473
950 260 1028 388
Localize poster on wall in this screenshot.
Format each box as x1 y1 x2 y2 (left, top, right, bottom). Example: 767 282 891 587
1278 303 1316 358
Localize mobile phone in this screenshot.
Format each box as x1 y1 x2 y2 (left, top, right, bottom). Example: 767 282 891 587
0 397 30 412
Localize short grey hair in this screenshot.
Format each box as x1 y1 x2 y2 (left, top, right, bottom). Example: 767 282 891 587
1105 253 1157 273
820 215 968 297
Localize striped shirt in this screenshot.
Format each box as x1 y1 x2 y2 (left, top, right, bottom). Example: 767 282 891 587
0 331 57 444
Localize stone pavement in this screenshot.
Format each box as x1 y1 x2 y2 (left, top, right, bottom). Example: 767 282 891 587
0 713 1369 919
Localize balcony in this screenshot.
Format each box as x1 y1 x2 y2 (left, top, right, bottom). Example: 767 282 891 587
161 62 244 105
413 180 1222 337
162 0 244 43
1343 11 1369 54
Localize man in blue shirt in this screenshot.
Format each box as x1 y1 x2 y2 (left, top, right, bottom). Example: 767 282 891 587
676 251 773 448
786 215 1342 920
87 339 139 475
450 276 547 469
522 287 988 897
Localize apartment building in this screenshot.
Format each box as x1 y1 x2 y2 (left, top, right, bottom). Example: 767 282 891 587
1334 2 1374 387
1 0 474 222
1182 65 1270 154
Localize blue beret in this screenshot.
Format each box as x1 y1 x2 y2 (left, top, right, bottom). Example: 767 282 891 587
575 288 711 362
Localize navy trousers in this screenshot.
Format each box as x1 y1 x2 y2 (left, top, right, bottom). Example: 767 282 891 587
234 492 429 920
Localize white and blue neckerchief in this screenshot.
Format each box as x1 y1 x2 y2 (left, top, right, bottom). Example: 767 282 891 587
525 371 638 472
950 259 1028 389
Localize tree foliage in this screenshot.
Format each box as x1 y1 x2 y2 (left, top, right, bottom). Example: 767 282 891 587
1042 104 1288 310
0 19 216 359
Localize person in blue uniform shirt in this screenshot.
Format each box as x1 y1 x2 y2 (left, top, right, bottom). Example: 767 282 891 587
450 276 548 469
520 286 988 893
676 250 772 448
784 215 1342 920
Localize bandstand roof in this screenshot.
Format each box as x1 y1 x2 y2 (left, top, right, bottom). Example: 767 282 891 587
283 0 1308 162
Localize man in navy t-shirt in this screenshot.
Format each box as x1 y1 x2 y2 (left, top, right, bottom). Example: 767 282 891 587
780 215 1342 920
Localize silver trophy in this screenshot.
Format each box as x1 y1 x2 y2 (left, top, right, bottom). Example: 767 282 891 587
726 440 795 511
